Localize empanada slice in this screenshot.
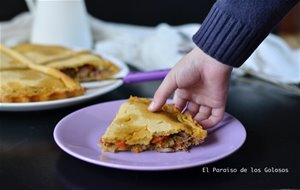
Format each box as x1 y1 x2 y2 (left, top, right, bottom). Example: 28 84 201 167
1 44 75 70
13 43 75 65
99 96 207 153
13 44 120 82
0 44 85 103
45 52 120 82
0 69 84 102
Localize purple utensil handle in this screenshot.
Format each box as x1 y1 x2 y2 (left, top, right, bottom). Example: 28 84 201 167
123 69 170 84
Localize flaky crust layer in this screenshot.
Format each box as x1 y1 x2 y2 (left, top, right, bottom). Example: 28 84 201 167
0 44 85 103
12 44 120 82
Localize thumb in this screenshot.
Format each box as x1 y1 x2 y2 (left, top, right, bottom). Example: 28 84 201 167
148 72 177 111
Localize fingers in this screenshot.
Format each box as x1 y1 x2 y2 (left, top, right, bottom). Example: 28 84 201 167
184 102 199 116
196 107 225 128
173 92 188 111
183 103 224 128
193 105 212 121
149 72 177 112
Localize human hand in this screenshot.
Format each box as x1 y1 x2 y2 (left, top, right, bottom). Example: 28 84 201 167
148 47 233 128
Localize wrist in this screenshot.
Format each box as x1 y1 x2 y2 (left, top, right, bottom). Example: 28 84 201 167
193 47 233 77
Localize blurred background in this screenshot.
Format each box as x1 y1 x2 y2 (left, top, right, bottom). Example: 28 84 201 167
1 0 299 80
1 0 299 37
0 0 214 25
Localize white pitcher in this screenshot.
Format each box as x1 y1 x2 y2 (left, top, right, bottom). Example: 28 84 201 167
26 0 92 49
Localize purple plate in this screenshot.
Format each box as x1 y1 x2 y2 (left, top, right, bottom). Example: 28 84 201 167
54 99 246 171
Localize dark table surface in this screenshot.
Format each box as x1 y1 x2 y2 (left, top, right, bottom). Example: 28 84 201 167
1 75 300 190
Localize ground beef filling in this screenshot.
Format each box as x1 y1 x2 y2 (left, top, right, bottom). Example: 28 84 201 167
60 64 112 81
101 132 203 153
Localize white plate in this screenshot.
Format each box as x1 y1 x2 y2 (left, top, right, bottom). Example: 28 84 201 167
0 52 129 111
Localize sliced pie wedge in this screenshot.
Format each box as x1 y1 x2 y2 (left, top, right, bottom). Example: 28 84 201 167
12 44 120 82
0 44 85 102
99 96 207 153
0 44 74 70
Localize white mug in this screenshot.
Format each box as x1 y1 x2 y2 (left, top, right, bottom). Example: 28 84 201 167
26 0 92 49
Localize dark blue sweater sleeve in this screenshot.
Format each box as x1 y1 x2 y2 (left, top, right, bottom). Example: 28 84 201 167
192 0 299 67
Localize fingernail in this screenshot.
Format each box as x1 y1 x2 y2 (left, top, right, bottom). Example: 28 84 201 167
148 102 155 111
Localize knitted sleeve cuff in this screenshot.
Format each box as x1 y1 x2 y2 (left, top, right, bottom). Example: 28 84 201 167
192 4 266 67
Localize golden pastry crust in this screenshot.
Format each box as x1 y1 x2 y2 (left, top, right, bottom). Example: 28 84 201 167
46 52 120 82
0 48 26 70
13 43 75 64
100 96 207 153
12 44 120 82
0 70 84 102
0 44 85 103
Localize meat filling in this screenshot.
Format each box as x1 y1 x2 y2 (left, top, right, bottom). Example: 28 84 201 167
60 64 113 81
100 132 204 153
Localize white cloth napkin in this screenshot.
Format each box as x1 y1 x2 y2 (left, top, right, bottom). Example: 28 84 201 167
236 34 300 84
1 12 299 85
92 18 198 71
0 12 32 46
